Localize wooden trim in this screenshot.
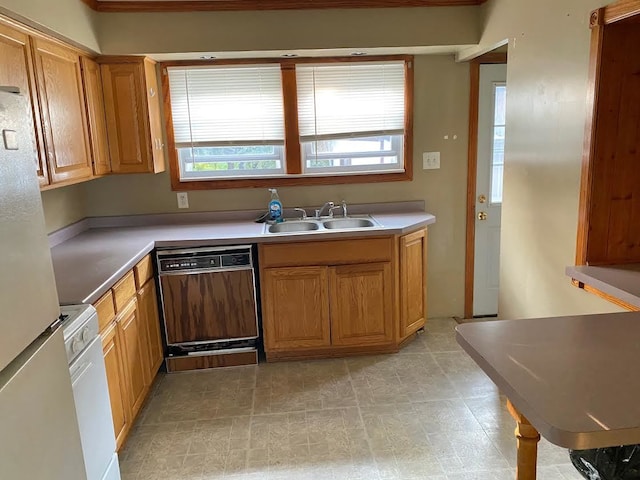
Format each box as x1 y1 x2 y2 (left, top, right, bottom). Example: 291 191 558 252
601 0 640 24
161 55 414 191
80 0 98 8
570 278 640 311
464 61 480 320
281 64 302 175
161 54 413 68
266 343 398 362
575 19 604 266
464 53 507 319
404 58 415 182
91 0 487 12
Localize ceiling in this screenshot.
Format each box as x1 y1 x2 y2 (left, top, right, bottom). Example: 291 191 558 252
84 0 487 13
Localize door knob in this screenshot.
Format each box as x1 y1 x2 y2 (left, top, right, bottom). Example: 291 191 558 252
478 194 487 204
478 211 488 221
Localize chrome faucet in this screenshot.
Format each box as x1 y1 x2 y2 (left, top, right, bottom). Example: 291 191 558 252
315 201 335 219
341 200 348 218
294 208 308 220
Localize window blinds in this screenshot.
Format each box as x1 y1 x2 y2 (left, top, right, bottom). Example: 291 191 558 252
167 65 285 147
296 61 406 141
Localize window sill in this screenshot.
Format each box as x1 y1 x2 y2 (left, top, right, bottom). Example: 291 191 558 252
170 169 412 190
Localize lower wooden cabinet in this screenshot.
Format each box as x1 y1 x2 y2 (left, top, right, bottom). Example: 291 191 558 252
399 228 427 341
96 254 164 451
259 229 428 360
117 298 149 419
101 321 130 450
262 266 331 351
329 262 393 347
137 279 164 380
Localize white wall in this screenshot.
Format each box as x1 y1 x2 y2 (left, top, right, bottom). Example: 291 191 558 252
470 0 622 318
0 0 99 51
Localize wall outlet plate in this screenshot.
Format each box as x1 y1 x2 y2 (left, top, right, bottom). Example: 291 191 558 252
177 192 189 209
422 152 441 170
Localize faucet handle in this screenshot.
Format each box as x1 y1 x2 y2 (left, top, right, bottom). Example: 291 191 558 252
294 208 308 220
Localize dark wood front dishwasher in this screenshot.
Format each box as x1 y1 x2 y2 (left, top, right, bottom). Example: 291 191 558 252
156 246 259 371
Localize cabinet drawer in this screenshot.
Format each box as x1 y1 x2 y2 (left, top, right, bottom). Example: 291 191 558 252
94 290 116 332
259 237 394 268
113 270 136 312
134 255 153 289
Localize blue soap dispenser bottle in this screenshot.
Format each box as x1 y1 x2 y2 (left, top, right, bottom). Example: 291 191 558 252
268 188 283 223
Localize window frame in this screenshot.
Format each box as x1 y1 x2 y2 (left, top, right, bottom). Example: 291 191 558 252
161 55 414 190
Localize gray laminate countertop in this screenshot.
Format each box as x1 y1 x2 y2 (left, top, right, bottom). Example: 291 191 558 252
457 312 640 449
566 264 640 309
51 211 435 306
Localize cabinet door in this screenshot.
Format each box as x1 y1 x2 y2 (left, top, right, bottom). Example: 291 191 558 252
143 58 166 173
399 229 427 340
137 279 163 383
100 62 153 174
0 22 48 186
32 38 93 184
101 322 130 451
261 267 331 351
81 57 111 176
117 298 149 419
329 263 394 346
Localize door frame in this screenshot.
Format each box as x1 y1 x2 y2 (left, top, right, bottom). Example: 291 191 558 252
575 0 640 267
464 51 508 320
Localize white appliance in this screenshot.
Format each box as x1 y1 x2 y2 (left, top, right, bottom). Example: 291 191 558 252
0 87 87 479
61 305 121 480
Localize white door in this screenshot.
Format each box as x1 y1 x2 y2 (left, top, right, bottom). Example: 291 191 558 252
473 64 507 317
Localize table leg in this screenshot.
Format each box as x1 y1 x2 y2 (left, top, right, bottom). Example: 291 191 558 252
507 399 541 480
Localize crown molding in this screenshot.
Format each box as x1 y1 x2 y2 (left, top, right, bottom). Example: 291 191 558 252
81 0 487 13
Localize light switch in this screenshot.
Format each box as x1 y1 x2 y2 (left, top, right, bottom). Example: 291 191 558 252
422 152 441 170
177 192 189 209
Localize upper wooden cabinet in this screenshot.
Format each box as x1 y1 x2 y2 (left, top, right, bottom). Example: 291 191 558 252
99 57 166 174
81 57 111 176
31 37 93 185
399 228 427 341
0 22 48 186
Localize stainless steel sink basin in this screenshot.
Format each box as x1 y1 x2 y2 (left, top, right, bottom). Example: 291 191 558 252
322 218 376 229
268 221 320 233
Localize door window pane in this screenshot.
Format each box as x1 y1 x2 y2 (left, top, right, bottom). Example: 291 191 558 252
491 84 507 204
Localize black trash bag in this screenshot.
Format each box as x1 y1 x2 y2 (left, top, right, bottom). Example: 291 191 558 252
570 445 640 480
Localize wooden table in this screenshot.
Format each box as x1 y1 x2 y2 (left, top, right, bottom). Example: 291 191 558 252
456 312 640 479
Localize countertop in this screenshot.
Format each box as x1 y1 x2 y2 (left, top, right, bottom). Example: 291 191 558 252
457 312 640 449
51 210 435 306
566 264 640 309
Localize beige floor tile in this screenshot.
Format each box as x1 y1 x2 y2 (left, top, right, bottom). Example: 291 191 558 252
120 317 584 480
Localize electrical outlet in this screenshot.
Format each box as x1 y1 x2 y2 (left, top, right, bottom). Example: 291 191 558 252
177 192 189 209
422 152 441 170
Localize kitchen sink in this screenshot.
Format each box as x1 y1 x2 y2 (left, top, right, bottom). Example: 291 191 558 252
264 215 382 234
322 218 376 229
268 221 320 233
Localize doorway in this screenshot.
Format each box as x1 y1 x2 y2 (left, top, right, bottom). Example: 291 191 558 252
464 51 507 319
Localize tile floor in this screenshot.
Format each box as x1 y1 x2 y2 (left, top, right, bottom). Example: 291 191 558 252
120 318 584 480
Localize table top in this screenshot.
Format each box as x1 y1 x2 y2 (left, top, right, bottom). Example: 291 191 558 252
456 313 640 449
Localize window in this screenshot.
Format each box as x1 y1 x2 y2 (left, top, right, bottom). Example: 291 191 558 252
167 64 286 179
490 83 506 204
163 57 413 189
297 62 405 174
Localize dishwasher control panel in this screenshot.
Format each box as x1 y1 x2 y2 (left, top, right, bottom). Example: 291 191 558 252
157 246 253 274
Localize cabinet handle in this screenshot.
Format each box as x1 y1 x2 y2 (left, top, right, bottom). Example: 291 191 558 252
149 87 156 97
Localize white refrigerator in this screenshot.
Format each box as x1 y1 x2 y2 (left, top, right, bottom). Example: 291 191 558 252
0 87 87 479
